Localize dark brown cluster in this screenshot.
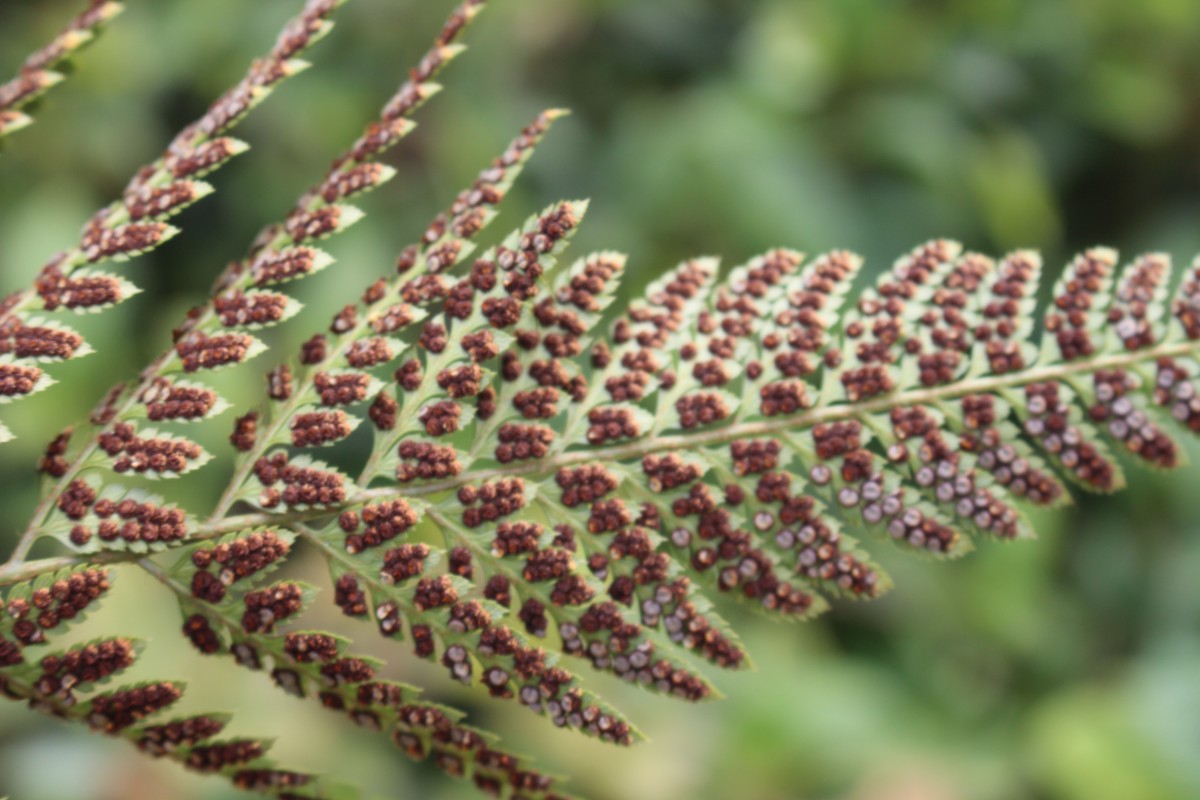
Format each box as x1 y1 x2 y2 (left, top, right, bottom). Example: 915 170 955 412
1022 382 1117 490
495 423 554 463
0 319 84 360
513 387 559 420
639 454 698 493
36 638 134 698
340 499 419 554
1108 253 1169 350
588 499 631 534
176 331 252 372
557 252 623 313
492 521 543 556
38 429 72 477
182 614 222 654
396 440 461 482
165 137 243 180
730 439 782 476
419 400 461 436
437 364 483 399
253 452 346 508
840 365 894 402
36 266 123 311
242 582 304 633
457 330 497 363
97 422 202 475
267 367 292 402
334 574 368 618
369 303 416 336
7 568 110 645
459 478 525 528
369 391 398 431
137 715 226 755
553 464 617 507
286 205 343 244
68 495 189 547
346 337 394 368
1045 248 1116 362
300 333 327 364
284 632 340 663
482 296 522 328
289 410 352 447
414 576 459 612
811 421 863 461
975 252 1038 373
251 246 320 287
759 380 809 417
315 370 369 406
1089 370 1178 468
86 683 182 733
319 162 390 203
81 221 172 263
189 531 290 602
139 378 217 421
214 290 289 328
0 363 42 397
188 740 266 772
380 543 431 584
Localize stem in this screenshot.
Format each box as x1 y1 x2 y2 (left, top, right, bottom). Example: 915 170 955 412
4 336 1196 588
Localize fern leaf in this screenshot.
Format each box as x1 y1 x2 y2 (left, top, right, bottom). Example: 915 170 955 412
0 0 345 440
0 1 124 148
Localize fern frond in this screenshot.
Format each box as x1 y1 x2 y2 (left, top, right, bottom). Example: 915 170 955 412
0 0 348 440
0 1 123 147
0 565 337 798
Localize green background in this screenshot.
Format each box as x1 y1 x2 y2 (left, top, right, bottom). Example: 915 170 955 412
2 0 1200 798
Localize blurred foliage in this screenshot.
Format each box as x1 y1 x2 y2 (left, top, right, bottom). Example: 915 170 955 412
2 0 1200 798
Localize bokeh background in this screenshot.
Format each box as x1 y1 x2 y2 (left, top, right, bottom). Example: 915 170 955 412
3 0 1200 798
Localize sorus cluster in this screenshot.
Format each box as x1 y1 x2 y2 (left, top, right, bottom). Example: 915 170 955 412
139 378 217 421
36 638 135 698
1022 382 1116 490
97 422 203 475
977 251 1039 374
1089 370 1178 468
339 499 419 554
459 478 525 527
1154 359 1200 433
87 682 182 733
395 440 461 482
1044 248 1116 362
190 531 290 601
67 495 188 547
253 452 346 508
242 582 304 633
1108 253 1169 350
6 567 110 645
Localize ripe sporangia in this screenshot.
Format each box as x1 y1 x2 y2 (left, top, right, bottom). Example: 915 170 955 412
495 423 554 463
190 531 290 601
289 410 352 447
97 422 202 474
586 407 639 445
137 715 227 755
87 682 182 732
214 290 289 327
0 363 43 397
36 267 123 311
437 364 483 398
1022 382 1116 490
242 582 304 633
334 574 368 617
556 465 618 507
346 337 394 368
188 740 266 771
459 479 525 527
36 638 135 697
81 221 172 263
314 371 368 406
38 429 72 477
0 320 83 360
8 568 109 645
341 499 419 554
300 333 328 365
139 378 217 421
419 400 462 436
369 391 399 431
413 576 458 611
1089 370 1178 468
285 632 340 663
253 453 346 508
230 412 259 452
380 543 430 583
175 331 252 372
